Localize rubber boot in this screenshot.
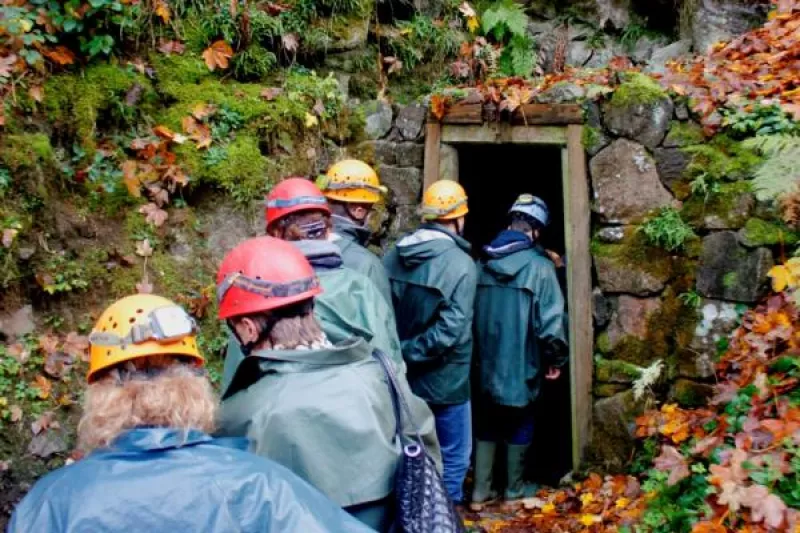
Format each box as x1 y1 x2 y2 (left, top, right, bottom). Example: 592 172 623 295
469 441 498 511
504 444 539 505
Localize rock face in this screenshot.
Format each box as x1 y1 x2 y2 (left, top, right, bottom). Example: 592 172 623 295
669 379 715 407
603 94 673 149
645 40 692 75
439 143 459 182
594 256 669 295
606 295 662 347
590 139 677 223
203 202 262 263
588 389 653 470
653 147 690 195
680 299 741 378
593 288 614 328
690 0 769 54
0 305 36 338
363 101 393 140
394 104 427 141
696 231 773 303
379 165 423 206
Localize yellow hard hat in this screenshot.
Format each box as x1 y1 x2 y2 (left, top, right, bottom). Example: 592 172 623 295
420 180 469 221
87 294 203 382
318 159 386 204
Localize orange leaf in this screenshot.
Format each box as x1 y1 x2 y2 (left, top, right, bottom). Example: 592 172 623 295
122 160 142 197
28 85 44 103
154 0 171 22
33 375 52 400
202 40 234 71
182 116 212 149
43 46 76 66
153 125 176 140
430 94 449 121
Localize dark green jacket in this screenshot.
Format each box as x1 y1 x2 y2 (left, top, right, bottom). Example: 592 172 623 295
222 240 404 396
474 244 568 407
218 338 441 509
383 225 477 405
331 214 393 305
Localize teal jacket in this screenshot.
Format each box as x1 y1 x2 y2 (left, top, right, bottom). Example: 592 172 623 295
383 225 477 405
474 240 568 407
9 428 372 533
218 338 441 510
331 214 393 305
222 240 403 395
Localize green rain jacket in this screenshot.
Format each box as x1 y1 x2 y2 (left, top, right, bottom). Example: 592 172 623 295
222 240 403 396
331 214 393 305
383 225 477 405
474 239 568 407
218 337 441 509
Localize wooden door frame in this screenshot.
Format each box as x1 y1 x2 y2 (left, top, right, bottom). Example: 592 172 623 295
423 117 592 470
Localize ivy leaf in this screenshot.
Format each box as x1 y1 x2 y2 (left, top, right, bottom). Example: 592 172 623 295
281 33 299 53
653 445 690 486
135 239 153 258
202 40 234 71
158 40 185 55
139 203 168 227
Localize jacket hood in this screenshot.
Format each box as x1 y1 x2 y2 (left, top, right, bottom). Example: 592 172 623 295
396 225 471 268
331 214 371 246
291 239 343 270
484 245 544 280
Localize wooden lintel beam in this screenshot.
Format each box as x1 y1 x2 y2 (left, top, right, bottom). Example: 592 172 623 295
433 102 584 125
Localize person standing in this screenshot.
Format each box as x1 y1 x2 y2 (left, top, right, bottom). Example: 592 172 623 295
9 294 372 533
470 194 568 510
216 237 440 532
317 159 392 305
383 179 477 505
221 177 403 395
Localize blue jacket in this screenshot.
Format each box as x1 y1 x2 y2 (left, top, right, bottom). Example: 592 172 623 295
7 428 374 533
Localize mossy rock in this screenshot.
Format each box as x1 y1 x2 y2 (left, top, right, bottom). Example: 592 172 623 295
681 181 754 230
44 63 156 155
593 383 630 398
681 134 761 183
594 355 642 383
668 379 714 407
608 73 669 109
176 134 273 203
738 217 799 247
663 121 705 148
0 134 55 172
591 229 676 282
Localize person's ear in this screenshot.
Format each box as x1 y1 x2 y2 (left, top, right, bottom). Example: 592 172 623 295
232 317 260 345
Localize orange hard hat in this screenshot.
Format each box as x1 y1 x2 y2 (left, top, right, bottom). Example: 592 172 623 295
318 159 386 204
420 180 469 221
87 295 203 382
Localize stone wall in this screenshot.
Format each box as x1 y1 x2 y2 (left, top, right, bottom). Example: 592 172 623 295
364 77 786 469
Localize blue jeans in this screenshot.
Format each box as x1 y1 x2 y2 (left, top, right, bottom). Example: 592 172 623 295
430 401 472 503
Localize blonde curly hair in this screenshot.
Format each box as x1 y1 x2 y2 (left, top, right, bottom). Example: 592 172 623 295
77 356 217 452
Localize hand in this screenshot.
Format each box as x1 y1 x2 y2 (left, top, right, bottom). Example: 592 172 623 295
545 249 564 268
544 366 561 380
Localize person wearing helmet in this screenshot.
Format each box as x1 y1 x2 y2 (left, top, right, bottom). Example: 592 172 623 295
382 179 477 505
8 294 373 533
470 194 568 511
216 236 440 532
220 177 404 395
317 159 392 305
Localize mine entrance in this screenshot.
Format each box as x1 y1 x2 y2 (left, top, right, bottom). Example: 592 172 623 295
423 109 592 474
457 143 571 485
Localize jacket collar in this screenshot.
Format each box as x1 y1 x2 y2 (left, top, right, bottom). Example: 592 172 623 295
249 336 372 366
331 215 371 246
108 428 214 452
419 223 472 253
291 239 343 270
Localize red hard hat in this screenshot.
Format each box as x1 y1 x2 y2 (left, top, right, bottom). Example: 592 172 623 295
216 236 323 320
265 177 330 231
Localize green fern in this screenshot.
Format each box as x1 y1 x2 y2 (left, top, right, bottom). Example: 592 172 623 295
481 0 535 77
742 135 800 202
